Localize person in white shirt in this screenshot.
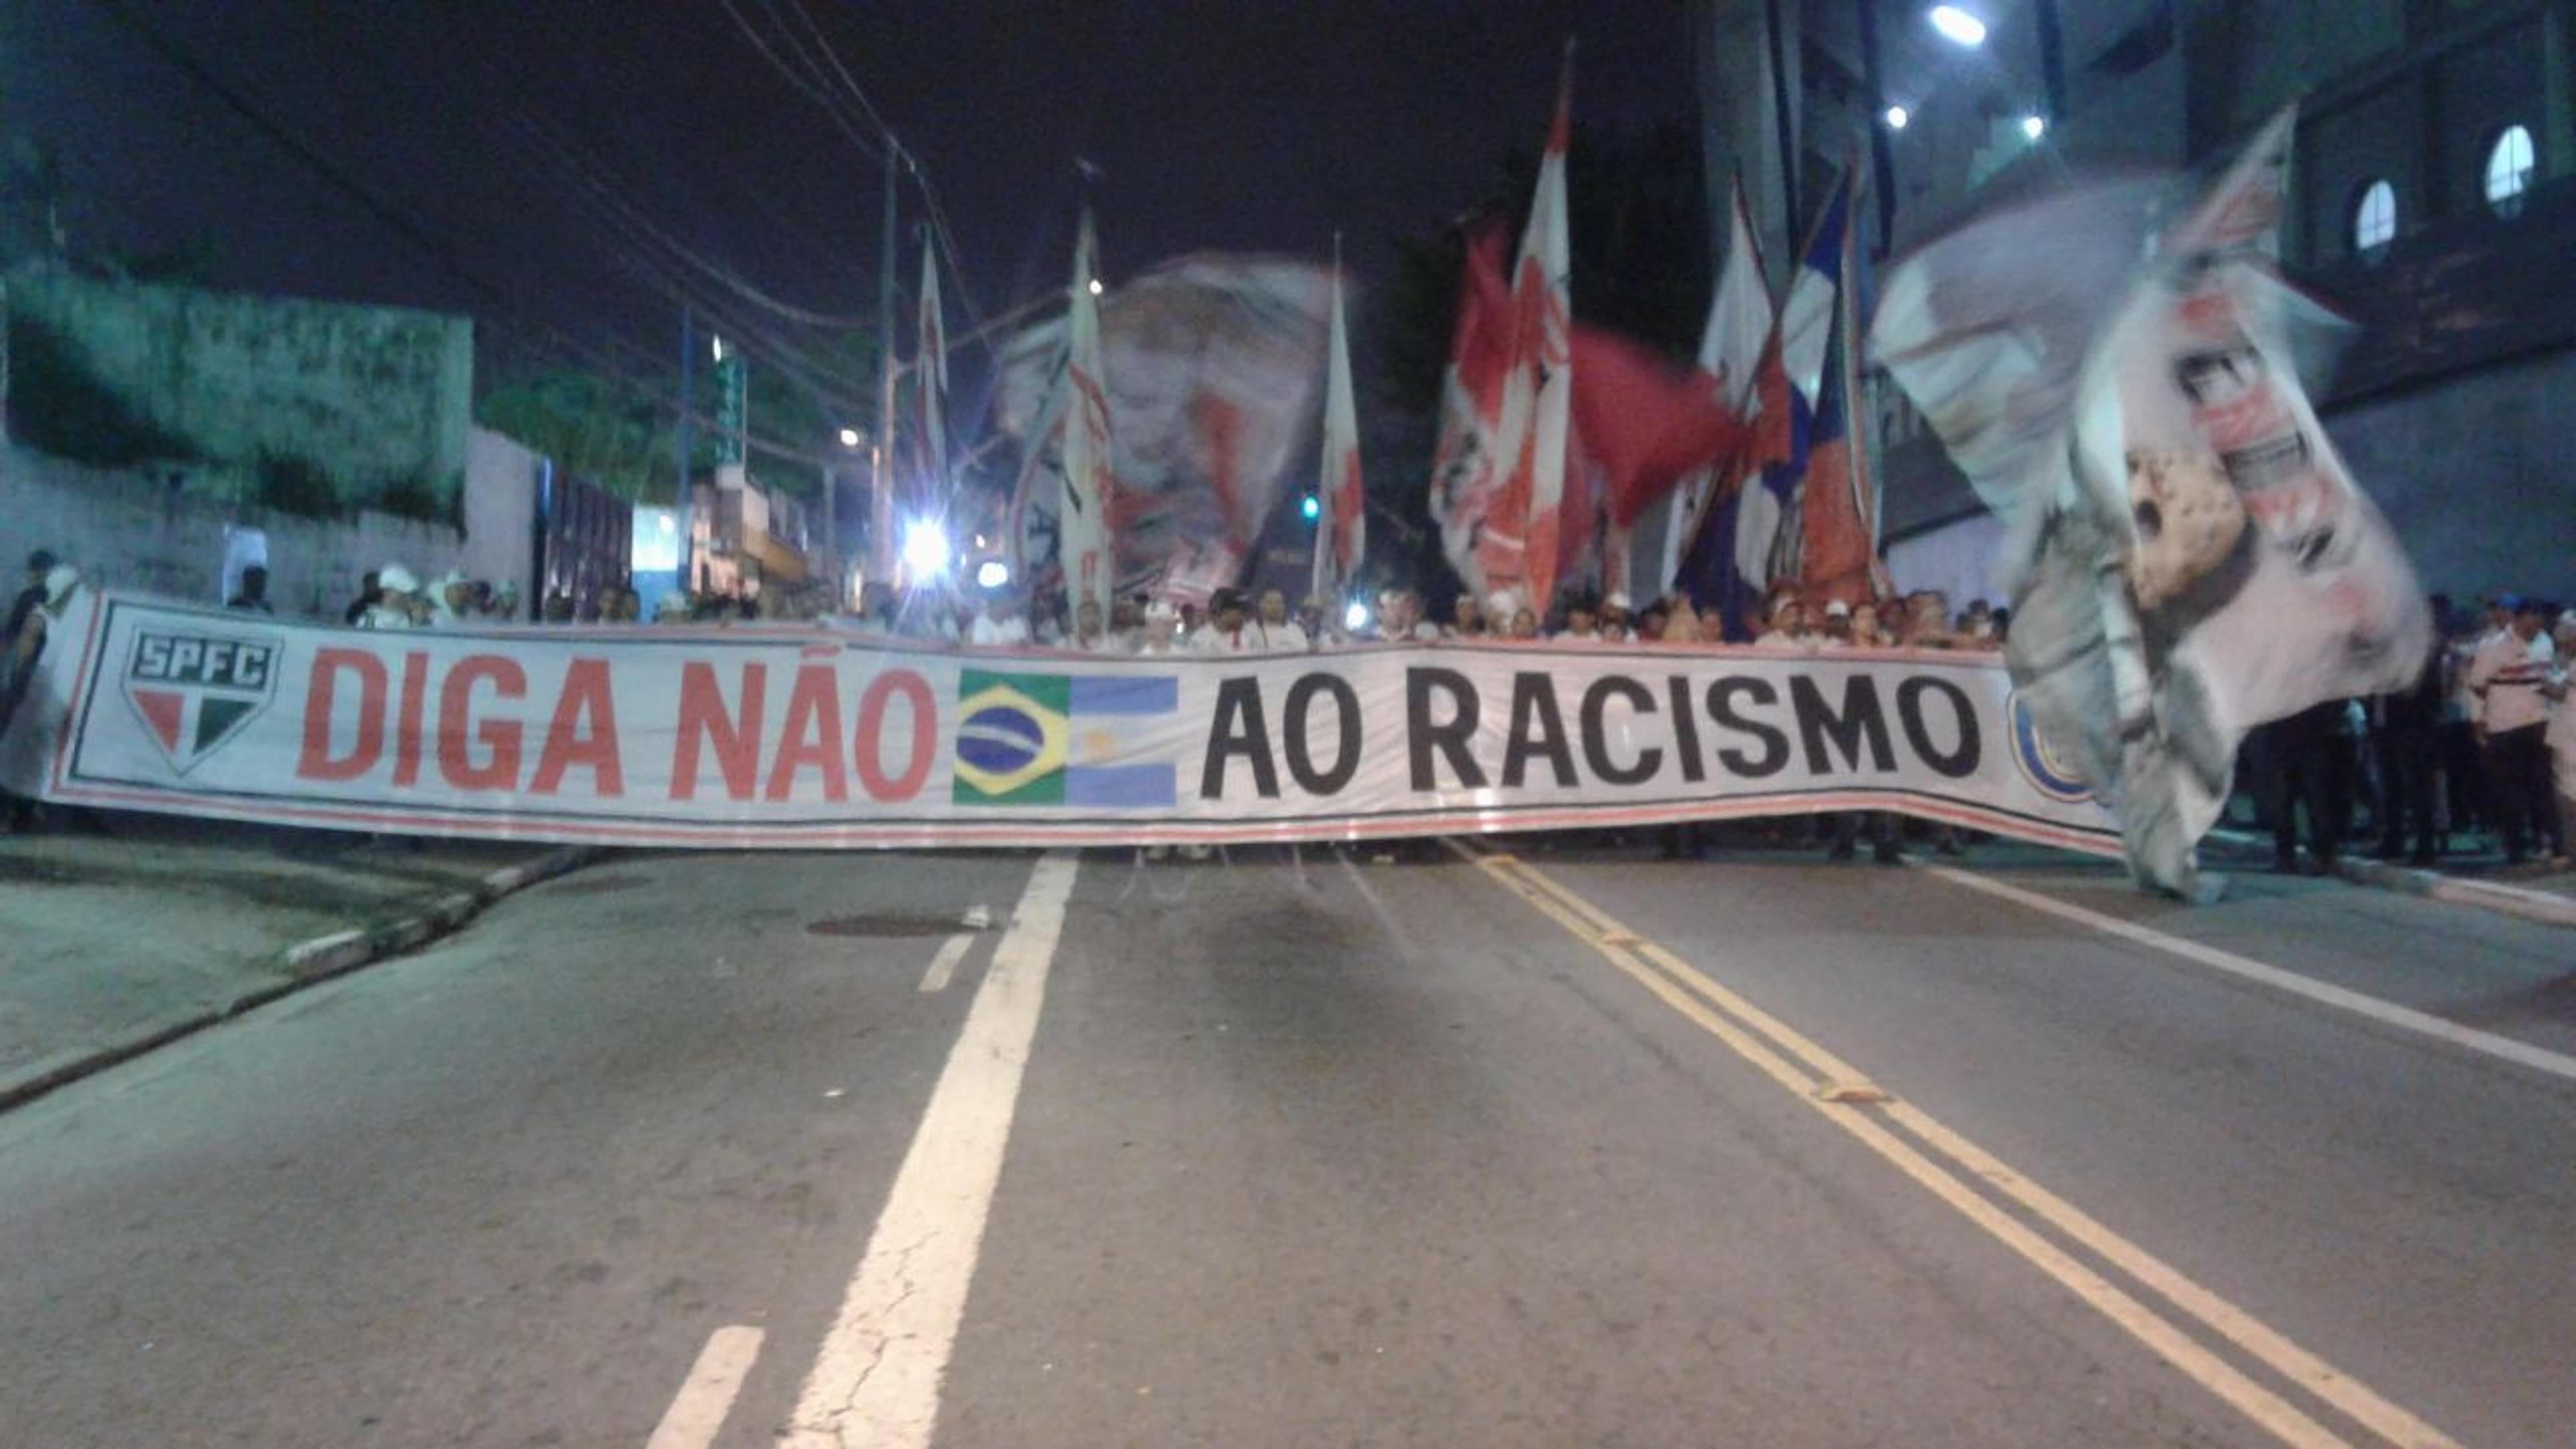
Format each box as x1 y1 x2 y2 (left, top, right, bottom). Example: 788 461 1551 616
1816 599 1856 648
1193 589 1291 655
969 590 1032 648
1070 598 1122 653
1445 592 1487 639
1555 596 1601 643
362 564 422 630
2467 595 2561 862
1752 594 1805 650
1134 600 1185 655
2543 613 2576 865
1252 588 1310 653
1373 588 1441 643
1601 590 1634 639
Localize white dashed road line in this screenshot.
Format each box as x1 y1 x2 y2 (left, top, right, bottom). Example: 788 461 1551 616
916 932 975 994
645 1325 764 1449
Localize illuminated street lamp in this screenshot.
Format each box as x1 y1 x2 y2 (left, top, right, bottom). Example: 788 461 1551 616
1927 5 1987 47
2021 113 2047 140
900 520 951 580
838 427 862 448
1884 104 1911 131
1087 278 1105 297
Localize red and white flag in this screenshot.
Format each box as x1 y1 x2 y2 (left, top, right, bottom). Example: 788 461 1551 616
1432 54 1572 614
1311 260 1364 605
1659 177 1772 593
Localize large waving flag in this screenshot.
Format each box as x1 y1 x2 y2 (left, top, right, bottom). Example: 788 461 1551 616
1058 207 1115 623
1872 108 2430 898
1311 260 1364 605
998 254 1331 605
1784 169 1880 607
1498 58 1576 615
1658 175 1782 592
1432 54 1572 613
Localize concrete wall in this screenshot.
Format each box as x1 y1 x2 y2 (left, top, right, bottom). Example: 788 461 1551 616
7 269 472 506
2322 346 2576 601
463 427 541 601
3 426 548 619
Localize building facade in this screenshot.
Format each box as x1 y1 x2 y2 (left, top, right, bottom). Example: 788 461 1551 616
1690 0 2576 604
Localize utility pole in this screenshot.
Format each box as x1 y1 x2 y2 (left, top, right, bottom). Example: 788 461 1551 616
871 140 904 588
676 305 695 599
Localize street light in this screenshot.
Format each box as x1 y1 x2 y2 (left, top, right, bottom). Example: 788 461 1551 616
1087 278 1104 297
900 520 951 580
1300 493 1321 523
1927 5 1987 47
975 559 1010 590
838 427 861 448
1884 105 1911 131
1343 600 1371 633
2021 113 2047 140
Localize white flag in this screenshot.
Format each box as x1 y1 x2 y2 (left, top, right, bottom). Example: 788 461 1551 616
1311 262 1364 605
1059 207 1114 623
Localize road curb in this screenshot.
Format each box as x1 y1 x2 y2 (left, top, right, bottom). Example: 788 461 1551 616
2206 826 2576 928
2328 855 2576 928
0 845 603 1114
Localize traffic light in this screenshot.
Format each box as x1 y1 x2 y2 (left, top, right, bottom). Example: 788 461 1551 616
1301 493 1321 523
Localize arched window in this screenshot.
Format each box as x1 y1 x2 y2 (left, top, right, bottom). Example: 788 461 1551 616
2485 125 2536 217
2352 180 2397 260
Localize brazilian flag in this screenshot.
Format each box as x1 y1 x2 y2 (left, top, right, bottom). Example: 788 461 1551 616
953 670 1072 805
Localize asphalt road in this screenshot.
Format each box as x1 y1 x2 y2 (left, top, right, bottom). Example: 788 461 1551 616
2 836 2569 1448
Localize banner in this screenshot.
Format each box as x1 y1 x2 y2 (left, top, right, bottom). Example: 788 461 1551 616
5 594 2120 853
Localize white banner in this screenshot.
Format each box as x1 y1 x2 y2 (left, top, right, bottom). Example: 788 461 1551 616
4 594 2119 853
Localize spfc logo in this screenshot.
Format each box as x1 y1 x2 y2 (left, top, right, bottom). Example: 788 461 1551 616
123 630 280 774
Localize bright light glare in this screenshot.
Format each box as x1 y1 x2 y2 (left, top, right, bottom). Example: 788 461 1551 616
1884 105 1910 131
975 559 1010 589
1344 601 1370 632
2021 113 2047 140
1301 493 1322 521
900 521 951 579
710 335 727 362
838 427 861 447
1928 5 1987 47
1087 278 1104 296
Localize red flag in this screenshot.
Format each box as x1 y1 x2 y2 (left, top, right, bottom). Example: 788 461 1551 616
1568 325 1752 530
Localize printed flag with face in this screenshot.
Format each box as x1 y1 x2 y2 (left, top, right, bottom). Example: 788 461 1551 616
1872 107 2430 898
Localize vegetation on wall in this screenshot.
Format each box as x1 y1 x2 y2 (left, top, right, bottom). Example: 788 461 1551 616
5 315 203 468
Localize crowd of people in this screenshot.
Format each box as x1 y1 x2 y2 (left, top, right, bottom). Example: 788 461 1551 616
847 578 2012 660
2252 592 2575 873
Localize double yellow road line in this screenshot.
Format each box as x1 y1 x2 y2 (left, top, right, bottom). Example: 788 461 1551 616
1458 844 2458 1449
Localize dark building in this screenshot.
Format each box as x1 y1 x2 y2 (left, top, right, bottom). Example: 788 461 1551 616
1688 0 2576 604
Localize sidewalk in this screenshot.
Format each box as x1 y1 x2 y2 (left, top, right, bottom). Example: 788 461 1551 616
0 811 596 1109
2205 824 2576 928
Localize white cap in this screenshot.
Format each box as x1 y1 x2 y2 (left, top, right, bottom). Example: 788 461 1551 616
44 564 78 604
1604 591 1631 611
378 564 420 594
1485 589 1519 618
1824 599 1851 618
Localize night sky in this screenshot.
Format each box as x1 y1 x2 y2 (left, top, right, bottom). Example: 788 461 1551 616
7 1 1699 388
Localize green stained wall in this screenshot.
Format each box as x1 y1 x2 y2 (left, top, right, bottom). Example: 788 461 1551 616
5 268 471 511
